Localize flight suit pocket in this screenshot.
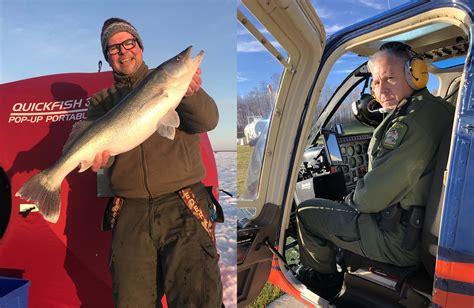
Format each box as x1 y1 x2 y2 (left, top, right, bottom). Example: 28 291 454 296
331 215 366 258
334 234 360 242
330 208 361 243
334 225 360 243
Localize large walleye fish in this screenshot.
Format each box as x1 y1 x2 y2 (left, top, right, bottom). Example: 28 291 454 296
16 46 204 223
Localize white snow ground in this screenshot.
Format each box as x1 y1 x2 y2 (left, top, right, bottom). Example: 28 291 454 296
267 294 308 307
215 152 237 308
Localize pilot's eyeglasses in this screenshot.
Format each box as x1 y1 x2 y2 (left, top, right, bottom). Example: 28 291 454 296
107 38 137 56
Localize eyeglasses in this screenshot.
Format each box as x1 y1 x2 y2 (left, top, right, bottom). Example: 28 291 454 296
107 38 137 56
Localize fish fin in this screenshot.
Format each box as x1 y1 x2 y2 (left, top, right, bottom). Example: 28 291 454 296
160 110 180 128
157 125 176 140
15 171 61 223
63 120 92 153
78 160 93 173
156 110 179 140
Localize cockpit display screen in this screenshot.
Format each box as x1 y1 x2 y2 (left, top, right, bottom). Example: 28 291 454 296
324 133 344 165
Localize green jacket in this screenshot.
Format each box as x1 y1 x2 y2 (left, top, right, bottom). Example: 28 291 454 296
87 62 219 198
352 88 454 213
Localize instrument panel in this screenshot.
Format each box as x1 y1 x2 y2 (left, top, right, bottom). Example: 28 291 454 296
297 133 372 199
337 134 371 192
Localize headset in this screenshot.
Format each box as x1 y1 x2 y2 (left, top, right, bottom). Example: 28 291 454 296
353 43 428 126
352 78 384 127
379 41 429 90
352 93 385 127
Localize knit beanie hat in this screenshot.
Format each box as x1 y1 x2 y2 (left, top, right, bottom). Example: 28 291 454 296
101 18 144 60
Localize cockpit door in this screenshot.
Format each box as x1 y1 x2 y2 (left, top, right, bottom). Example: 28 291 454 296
237 0 325 305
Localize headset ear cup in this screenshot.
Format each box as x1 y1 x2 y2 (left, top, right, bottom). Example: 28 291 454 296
370 80 378 101
412 58 429 89
405 58 428 90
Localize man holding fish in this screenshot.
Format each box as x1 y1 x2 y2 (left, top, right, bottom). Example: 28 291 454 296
17 17 223 307
91 18 223 308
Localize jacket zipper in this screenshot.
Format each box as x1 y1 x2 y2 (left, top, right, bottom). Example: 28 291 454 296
140 144 153 199
132 75 153 200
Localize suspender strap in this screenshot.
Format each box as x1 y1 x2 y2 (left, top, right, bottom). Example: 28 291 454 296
101 196 124 231
178 187 215 243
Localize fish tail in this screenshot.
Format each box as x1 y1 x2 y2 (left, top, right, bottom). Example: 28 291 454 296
15 171 61 223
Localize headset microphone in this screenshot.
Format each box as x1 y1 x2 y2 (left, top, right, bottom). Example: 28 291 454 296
368 107 390 114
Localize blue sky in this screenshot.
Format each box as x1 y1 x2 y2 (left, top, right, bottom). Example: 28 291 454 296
1 0 236 151
237 0 417 97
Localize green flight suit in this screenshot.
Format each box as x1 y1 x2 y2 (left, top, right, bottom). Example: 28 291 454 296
297 88 454 273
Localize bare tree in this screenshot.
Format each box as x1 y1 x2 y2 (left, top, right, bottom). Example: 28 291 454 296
237 74 280 137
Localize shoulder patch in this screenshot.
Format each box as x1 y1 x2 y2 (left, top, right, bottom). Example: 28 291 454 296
382 121 408 150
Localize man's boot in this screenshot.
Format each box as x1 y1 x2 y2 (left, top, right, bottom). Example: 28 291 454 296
295 266 344 301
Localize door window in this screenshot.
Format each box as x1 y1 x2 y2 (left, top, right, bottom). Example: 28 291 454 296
237 6 286 201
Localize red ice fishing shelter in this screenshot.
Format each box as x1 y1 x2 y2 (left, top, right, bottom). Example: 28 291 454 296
0 72 218 307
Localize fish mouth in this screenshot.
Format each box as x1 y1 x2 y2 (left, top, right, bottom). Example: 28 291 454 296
160 46 204 78
177 46 204 64
177 46 193 61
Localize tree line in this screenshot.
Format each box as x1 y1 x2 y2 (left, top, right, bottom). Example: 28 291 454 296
237 74 366 139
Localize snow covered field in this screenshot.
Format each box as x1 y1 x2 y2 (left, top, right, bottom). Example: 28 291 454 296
215 152 237 308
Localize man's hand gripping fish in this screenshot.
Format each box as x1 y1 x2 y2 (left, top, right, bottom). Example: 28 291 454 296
16 46 204 223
